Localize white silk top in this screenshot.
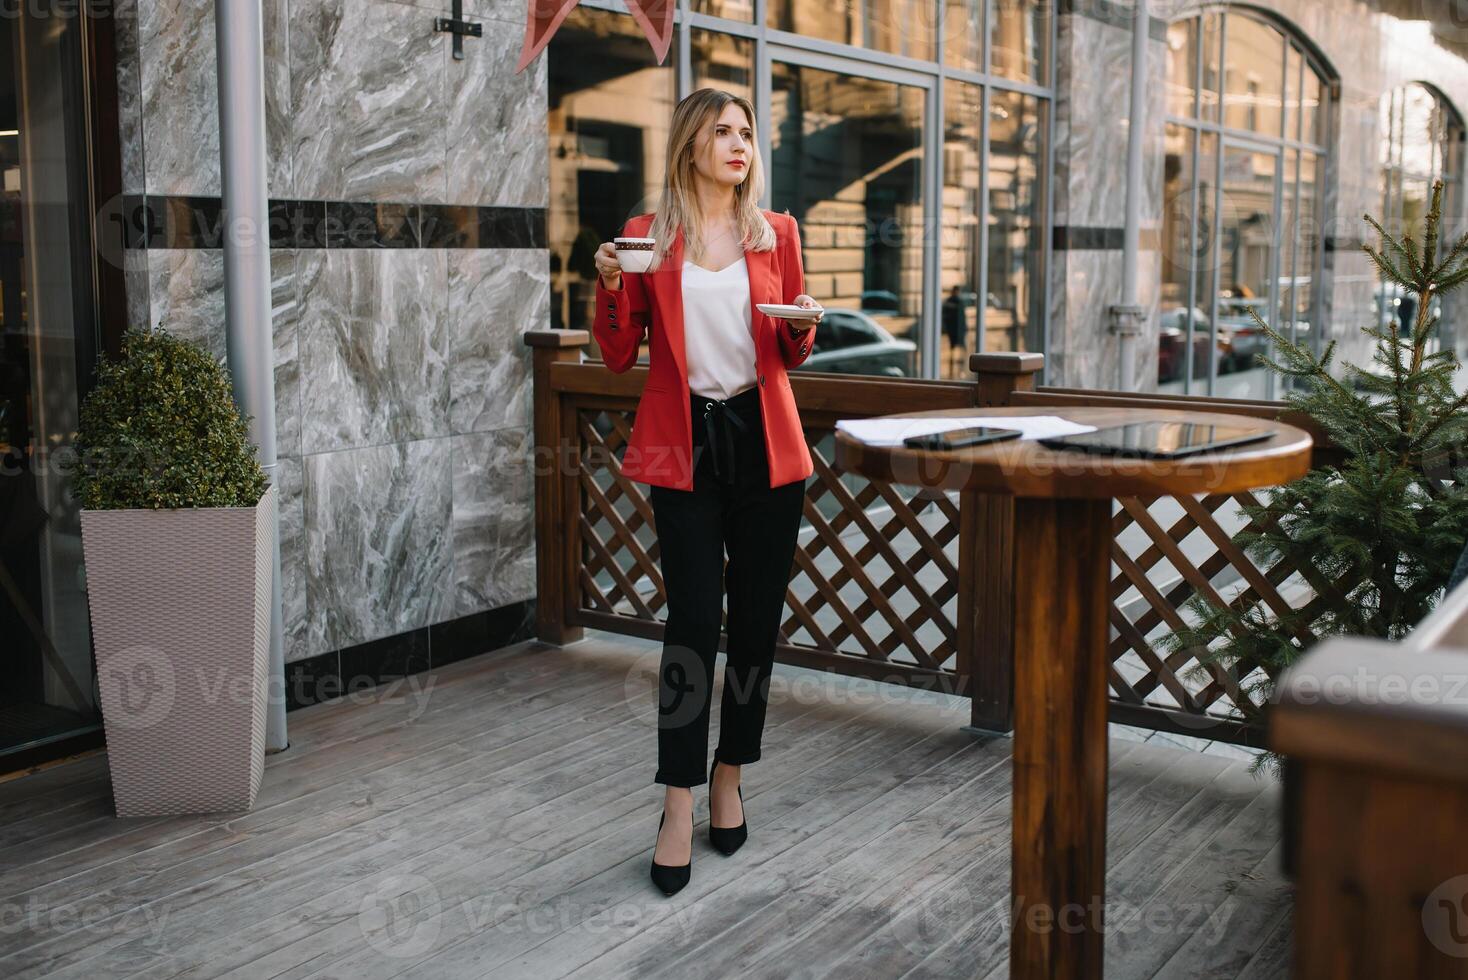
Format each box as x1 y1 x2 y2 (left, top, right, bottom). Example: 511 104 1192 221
681 257 759 401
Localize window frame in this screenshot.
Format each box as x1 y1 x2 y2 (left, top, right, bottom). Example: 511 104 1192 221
570 0 1057 379
1377 82 1465 334
1162 6 1333 399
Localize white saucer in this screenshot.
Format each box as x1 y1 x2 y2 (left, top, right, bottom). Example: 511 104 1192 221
757 303 824 320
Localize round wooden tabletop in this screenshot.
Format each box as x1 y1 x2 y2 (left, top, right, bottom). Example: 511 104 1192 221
833 406 1314 498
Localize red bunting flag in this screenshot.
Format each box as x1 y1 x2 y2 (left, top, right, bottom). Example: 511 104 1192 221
515 0 675 73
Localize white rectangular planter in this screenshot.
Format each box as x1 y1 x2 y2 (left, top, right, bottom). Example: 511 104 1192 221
79 483 276 817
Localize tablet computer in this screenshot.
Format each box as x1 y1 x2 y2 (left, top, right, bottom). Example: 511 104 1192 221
1038 421 1275 459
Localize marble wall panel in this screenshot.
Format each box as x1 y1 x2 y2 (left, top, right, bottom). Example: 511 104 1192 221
297 248 450 454
447 249 549 434
290 0 447 202
1054 14 1133 229
304 437 454 652
450 427 536 617
142 247 225 346
276 456 310 662
446 22 549 207
136 0 291 196
114 0 145 195
1046 248 1126 388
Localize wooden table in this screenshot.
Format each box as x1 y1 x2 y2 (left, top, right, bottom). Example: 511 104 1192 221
834 406 1313 978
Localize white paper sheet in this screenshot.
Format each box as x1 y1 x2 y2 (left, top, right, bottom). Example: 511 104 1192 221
834 414 1098 447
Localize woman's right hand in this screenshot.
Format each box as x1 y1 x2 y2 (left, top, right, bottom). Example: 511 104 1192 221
594 242 622 291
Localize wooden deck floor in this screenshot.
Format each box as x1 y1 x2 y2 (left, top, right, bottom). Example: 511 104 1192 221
0 632 1292 979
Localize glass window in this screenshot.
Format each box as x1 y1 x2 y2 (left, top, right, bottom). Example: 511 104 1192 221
1301 65 1325 147
941 80 982 376
1166 18 1197 120
692 30 755 103
692 0 753 24
772 61 925 377
768 0 939 61
547 8 677 346
1160 124 1220 387
1377 83 1464 339
548 2 1054 380
1200 12 1223 122
1159 10 1328 398
943 0 984 73
1214 144 1278 399
1223 13 1283 138
1 1 107 762
989 0 1048 85
985 88 1045 357
1283 44 1301 142
1293 151 1321 343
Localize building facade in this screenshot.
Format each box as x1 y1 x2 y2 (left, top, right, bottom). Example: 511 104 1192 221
3 0 1467 767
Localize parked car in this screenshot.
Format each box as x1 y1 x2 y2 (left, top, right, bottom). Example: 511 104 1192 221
793 308 917 377
1215 296 1271 371
1157 307 1231 383
859 289 901 317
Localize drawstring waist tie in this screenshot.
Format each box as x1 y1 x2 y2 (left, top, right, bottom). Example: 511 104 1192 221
694 386 759 485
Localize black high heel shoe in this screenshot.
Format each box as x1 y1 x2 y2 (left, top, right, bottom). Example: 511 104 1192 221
650 809 692 896
708 758 748 856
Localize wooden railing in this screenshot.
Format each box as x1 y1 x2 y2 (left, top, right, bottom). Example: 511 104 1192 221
525 329 1338 746
1272 574 1468 976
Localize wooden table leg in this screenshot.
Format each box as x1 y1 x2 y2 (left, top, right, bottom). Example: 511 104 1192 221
1008 496 1112 978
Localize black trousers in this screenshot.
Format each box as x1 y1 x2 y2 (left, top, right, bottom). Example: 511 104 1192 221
648 384 806 787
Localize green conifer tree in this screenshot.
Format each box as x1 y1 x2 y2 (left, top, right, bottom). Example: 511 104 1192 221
1162 180 1468 773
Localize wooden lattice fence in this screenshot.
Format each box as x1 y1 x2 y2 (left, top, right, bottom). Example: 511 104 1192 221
528 330 1340 746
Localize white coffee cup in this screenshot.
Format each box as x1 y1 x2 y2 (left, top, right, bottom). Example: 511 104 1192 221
613 237 657 274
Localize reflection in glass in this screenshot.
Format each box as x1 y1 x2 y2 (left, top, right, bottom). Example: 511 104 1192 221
692 0 754 23
1377 84 1463 344
1401 83 1438 178
1200 12 1223 122
1222 13 1282 138
2 7 104 758
941 81 982 378
1283 44 1301 143
989 0 1048 85
692 30 755 103
1166 18 1197 120
1294 151 1320 342
986 88 1044 356
547 8 677 347
1301 65 1324 147
1160 124 1210 389
1164 9 1327 397
1276 149 1302 369
943 0 983 72
772 61 924 378
768 0 937 61
1215 144 1277 400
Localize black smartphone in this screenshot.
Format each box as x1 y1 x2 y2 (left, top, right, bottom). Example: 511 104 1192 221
903 426 1023 451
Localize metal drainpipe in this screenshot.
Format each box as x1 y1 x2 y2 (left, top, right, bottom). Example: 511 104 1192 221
1110 0 1149 390
216 0 288 752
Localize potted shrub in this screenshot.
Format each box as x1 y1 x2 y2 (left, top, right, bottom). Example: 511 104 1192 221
70 327 274 817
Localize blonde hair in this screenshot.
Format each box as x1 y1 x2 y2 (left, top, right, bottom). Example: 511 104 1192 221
644 88 776 268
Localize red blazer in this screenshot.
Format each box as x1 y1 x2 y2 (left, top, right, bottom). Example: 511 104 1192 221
591 209 816 491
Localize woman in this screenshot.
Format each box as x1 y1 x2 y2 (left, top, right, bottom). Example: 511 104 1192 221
591 88 823 897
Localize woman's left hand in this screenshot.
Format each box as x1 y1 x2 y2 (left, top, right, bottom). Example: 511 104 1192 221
792 294 823 326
